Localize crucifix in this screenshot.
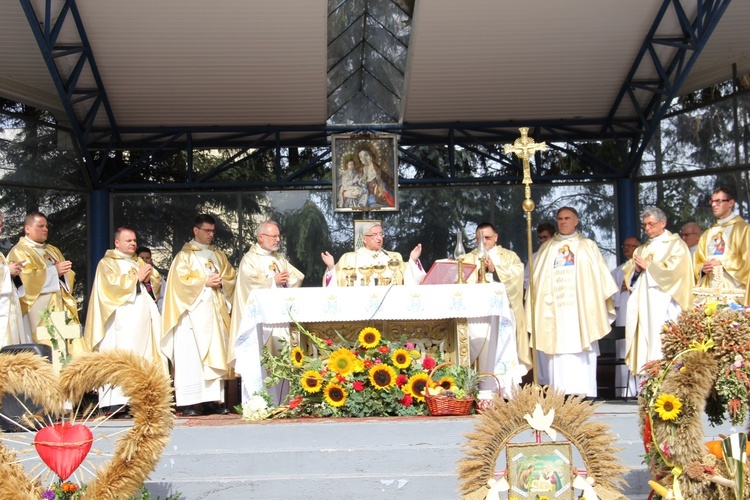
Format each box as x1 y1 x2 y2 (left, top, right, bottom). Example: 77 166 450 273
504 127 547 386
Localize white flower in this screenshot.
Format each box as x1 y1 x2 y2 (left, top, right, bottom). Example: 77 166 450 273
242 395 270 421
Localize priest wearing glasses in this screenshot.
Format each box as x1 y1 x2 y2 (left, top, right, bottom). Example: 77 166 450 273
320 221 425 286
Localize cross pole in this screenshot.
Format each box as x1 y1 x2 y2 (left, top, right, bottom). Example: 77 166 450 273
504 127 547 386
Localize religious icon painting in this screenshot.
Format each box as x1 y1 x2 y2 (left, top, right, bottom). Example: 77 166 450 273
353 219 381 251
506 442 574 499
331 133 399 213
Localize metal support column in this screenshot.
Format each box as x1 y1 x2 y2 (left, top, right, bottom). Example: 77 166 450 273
88 189 110 289
616 178 638 262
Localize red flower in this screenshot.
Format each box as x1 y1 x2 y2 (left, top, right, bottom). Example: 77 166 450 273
374 358 382 365
396 374 408 387
336 374 346 383
288 396 303 409
399 393 413 407
422 356 436 370
325 338 334 346
352 381 365 391
352 349 359 356
379 346 390 354
364 360 373 369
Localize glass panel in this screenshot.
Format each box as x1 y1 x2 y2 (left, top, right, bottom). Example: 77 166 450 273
364 14 408 73
368 0 413 46
0 100 87 189
363 44 404 98
328 15 365 71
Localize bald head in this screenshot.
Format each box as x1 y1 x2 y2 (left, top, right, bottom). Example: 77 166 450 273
680 222 701 248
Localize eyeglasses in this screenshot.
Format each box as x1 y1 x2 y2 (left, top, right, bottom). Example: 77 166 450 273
709 199 731 206
538 234 552 242
642 221 664 229
364 232 384 239
680 232 698 237
197 227 215 234
259 234 281 240
622 243 639 249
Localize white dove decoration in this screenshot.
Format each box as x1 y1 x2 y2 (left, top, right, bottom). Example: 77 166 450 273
523 403 557 440
485 477 509 500
572 475 598 500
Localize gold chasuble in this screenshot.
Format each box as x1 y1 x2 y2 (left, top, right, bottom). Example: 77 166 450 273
623 231 694 374
83 249 163 355
228 243 304 366
526 232 617 356
8 237 79 324
461 246 531 369
162 242 237 377
694 215 750 304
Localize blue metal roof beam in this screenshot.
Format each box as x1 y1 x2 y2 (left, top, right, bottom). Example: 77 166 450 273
19 0 120 189
602 0 731 176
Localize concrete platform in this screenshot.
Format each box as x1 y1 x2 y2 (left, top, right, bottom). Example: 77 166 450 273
5 399 741 499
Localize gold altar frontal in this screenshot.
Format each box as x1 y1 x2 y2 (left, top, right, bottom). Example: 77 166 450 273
290 318 471 366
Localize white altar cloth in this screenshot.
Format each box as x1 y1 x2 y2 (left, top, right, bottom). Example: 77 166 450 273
234 283 523 404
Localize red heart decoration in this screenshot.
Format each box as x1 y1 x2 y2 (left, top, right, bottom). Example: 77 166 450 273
34 422 93 480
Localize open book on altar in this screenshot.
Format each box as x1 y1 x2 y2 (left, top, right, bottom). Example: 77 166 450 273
422 259 476 285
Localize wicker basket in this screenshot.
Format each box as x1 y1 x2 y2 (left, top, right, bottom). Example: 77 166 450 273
475 371 502 413
422 362 493 416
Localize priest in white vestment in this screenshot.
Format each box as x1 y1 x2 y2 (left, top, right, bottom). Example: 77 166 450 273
525 207 617 397
320 221 425 287
610 236 640 397
229 221 303 402
84 227 166 415
624 207 694 377
8 212 86 362
162 214 237 417
0 212 27 348
461 222 530 385
694 187 750 305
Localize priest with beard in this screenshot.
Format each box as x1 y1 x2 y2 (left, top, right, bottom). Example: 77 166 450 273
624 206 693 378
525 206 617 397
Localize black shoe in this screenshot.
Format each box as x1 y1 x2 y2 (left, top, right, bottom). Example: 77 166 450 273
182 405 200 417
203 402 230 415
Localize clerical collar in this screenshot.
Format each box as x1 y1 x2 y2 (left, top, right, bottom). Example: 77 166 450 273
717 214 735 225
255 244 273 256
24 236 45 248
190 239 211 250
557 231 578 240
113 249 133 259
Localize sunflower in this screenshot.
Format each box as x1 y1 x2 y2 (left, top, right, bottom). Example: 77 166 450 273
437 376 455 391
654 393 682 421
300 370 323 393
358 327 382 348
405 373 430 402
369 364 397 390
391 348 412 369
327 348 357 376
291 347 305 367
324 382 347 407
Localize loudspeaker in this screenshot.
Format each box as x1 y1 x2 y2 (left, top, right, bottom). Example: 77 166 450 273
0 343 53 432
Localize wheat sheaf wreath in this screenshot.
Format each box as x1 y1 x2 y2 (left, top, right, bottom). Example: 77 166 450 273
638 303 750 499
0 349 174 500
457 384 628 500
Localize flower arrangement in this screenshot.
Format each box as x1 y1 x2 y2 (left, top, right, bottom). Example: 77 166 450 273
41 484 181 499
257 325 480 418
638 301 750 499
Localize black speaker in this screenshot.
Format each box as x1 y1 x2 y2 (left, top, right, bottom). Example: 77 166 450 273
0 343 53 432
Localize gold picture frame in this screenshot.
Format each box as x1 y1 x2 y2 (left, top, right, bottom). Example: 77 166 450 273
506 442 574 499
353 219 381 251
331 133 398 212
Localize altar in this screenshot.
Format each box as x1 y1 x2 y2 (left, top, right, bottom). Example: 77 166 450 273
233 283 523 403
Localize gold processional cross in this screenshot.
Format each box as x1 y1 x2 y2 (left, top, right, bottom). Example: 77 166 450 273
504 127 547 386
